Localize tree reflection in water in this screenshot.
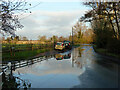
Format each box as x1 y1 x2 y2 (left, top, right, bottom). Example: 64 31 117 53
2 71 31 89
72 47 85 69
1 47 85 89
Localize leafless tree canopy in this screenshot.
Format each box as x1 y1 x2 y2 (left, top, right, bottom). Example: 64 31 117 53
80 1 120 39
0 0 32 36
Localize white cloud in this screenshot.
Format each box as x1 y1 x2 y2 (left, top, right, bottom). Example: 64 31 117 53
28 0 119 3
13 57 85 76
27 0 85 2
16 10 87 40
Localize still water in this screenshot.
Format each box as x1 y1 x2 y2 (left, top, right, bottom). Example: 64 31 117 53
13 45 119 88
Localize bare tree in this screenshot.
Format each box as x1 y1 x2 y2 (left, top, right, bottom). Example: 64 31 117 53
22 36 28 41
0 0 40 36
80 1 120 39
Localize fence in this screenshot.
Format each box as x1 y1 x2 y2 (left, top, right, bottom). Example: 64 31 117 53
2 43 54 53
0 55 53 76
0 54 55 88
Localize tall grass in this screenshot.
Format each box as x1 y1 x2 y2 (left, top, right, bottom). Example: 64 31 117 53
2 48 53 61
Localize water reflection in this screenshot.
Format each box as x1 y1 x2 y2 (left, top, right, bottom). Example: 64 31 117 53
55 53 71 60
2 70 31 89
13 47 85 88
72 45 119 88
71 47 85 69
2 45 119 88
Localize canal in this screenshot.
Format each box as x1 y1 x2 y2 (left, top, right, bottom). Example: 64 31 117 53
13 44 120 88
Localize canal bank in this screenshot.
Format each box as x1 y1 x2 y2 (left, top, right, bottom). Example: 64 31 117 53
2 44 78 62
11 44 119 88
2 48 53 62
93 45 120 63
33 46 78 60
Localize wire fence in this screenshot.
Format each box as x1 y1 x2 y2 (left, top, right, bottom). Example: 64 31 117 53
2 43 54 53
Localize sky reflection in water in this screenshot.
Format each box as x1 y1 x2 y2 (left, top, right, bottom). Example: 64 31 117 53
13 47 86 88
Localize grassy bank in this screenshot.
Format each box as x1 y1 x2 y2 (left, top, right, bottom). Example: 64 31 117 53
2 48 53 61
2 44 53 53
73 43 81 47
93 45 120 59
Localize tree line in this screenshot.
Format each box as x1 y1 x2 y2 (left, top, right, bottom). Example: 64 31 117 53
72 22 94 44
80 1 120 54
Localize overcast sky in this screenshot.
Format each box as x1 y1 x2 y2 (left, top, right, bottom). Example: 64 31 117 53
16 1 90 40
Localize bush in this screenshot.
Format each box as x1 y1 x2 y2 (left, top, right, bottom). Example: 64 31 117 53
107 38 120 54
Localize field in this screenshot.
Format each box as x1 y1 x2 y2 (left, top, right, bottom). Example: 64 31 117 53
2 43 54 61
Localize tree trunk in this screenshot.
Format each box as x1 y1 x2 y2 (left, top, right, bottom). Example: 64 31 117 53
114 8 120 39
108 12 117 38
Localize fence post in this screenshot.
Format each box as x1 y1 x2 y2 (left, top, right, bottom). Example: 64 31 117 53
31 59 33 64
27 60 28 66
10 64 13 79
19 61 20 68
13 62 15 71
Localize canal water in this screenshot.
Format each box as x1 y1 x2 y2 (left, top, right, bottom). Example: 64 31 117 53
13 45 120 88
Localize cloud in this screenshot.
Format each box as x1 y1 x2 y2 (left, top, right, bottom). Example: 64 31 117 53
29 0 119 2
16 9 87 40
29 0 85 2
13 57 85 76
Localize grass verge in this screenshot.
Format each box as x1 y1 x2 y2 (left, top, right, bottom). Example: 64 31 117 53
93 45 120 59
2 48 53 61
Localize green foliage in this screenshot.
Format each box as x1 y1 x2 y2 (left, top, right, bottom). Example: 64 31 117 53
92 19 114 48
2 72 31 89
2 44 53 61
91 16 120 57
2 44 53 52
81 2 120 39
2 48 52 61
107 38 120 54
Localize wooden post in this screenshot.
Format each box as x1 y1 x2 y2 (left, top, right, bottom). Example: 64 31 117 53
72 27 74 45
27 60 28 66
13 62 15 71
10 64 13 79
19 61 20 68
31 59 33 64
